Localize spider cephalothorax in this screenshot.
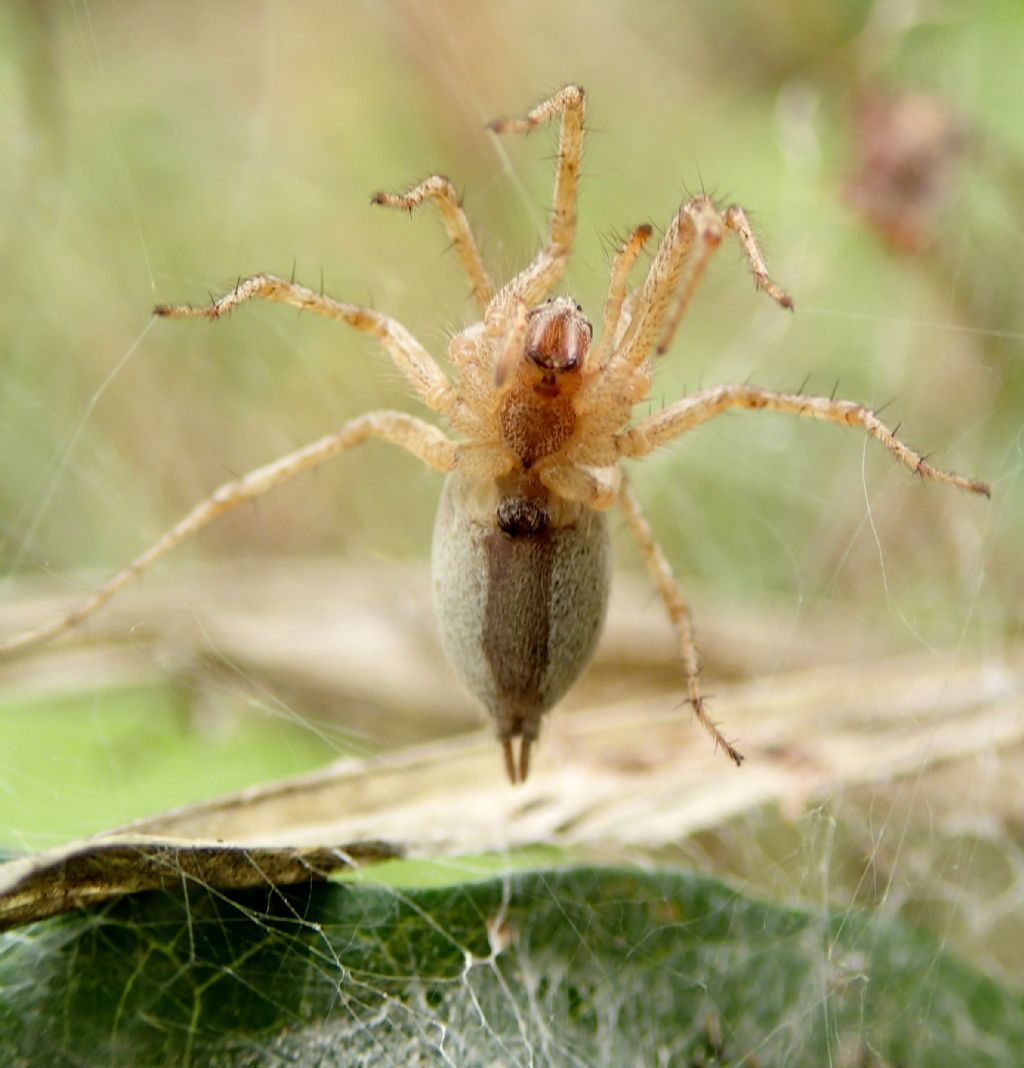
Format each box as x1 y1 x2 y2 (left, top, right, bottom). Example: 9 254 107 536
0 85 989 784
494 300 592 473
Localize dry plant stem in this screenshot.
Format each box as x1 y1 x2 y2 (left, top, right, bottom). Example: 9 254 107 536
616 385 992 498
154 275 456 414
0 413 459 657
617 476 743 765
372 176 496 311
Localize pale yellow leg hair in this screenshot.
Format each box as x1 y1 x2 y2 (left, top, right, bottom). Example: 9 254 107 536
616 384 991 497
617 475 743 765
612 196 791 372
0 412 460 657
372 175 496 312
154 275 456 414
488 84 586 311
654 203 792 357
723 206 793 308
590 224 653 368
611 196 719 371
492 299 530 388
444 301 530 441
539 463 621 509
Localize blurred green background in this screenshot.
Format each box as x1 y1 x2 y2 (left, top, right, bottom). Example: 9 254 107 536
0 0 1021 846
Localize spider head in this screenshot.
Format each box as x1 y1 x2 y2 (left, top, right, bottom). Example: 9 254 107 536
525 297 592 375
492 296 593 395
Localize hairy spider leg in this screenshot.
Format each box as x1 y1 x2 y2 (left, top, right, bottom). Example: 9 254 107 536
589 224 653 368
654 204 793 357
0 413 460 656
617 475 743 765
372 175 496 312
154 275 457 414
487 84 586 313
538 463 621 509
611 196 791 372
617 384 991 497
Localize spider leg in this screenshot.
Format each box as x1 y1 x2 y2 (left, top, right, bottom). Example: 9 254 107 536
722 206 793 309
372 175 496 312
654 204 792 358
617 474 743 765
0 412 461 656
590 224 653 368
538 463 621 509
488 84 585 311
617 384 991 497
611 196 791 372
154 275 456 414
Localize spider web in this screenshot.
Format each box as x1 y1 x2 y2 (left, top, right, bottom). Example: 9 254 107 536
1 2 1023 1065
4 863 1023 1067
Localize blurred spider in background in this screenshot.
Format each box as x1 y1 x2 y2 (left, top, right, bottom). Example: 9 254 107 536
1 85 989 783
844 88 970 253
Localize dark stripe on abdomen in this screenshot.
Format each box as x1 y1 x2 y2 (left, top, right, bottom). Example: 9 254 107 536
482 528 555 737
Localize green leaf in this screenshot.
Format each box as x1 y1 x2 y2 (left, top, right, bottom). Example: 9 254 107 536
2 866 1020 1067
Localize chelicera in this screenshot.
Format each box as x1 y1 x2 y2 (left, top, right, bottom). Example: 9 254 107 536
0 85 989 783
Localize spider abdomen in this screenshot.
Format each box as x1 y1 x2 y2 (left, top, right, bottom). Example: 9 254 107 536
432 472 611 746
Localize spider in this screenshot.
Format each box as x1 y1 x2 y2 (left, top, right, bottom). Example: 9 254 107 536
1 85 989 784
